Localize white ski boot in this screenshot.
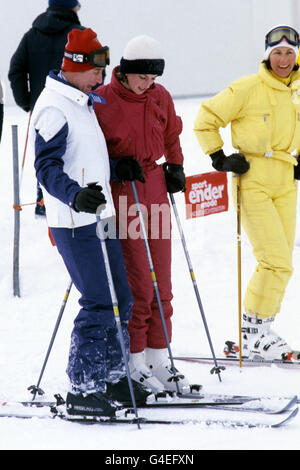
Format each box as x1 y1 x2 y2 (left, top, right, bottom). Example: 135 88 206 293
129 351 165 394
241 313 293 361
145 348 190 394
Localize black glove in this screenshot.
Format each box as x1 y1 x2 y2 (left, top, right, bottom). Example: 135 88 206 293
115 157 145 183
163 162 186 193
294 156 300 180
73 183 106 214
210 149 249 174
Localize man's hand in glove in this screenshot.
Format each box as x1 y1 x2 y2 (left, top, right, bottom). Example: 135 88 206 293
74 183 106 214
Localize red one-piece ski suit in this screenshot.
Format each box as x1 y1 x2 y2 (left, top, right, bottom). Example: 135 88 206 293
95 67 184 353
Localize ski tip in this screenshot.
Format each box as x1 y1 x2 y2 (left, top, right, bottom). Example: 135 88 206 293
286 395 298 411
271 407 299 428
268 395 299 415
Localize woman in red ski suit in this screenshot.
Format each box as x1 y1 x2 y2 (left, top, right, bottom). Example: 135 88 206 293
95 35 190 394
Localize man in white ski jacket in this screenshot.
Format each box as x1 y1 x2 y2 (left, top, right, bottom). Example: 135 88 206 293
32 28 151 417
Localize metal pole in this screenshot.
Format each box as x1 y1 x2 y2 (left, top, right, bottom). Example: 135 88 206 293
96 215 141 429
169 193 224 382
131 181 181 394
28 280 73 400
236 176 243 369
12 125 20 297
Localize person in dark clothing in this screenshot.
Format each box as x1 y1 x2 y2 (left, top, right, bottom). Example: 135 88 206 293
8 0 83 112
8 0 83 216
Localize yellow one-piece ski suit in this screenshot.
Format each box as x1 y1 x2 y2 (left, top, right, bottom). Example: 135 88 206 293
194 62 300 318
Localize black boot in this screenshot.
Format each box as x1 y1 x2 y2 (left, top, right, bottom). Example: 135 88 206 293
66 391 117 417
105 376 153 406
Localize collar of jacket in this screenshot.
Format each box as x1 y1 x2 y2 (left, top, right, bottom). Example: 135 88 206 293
46 70 89 106
258 62 300 91
109 66 155 103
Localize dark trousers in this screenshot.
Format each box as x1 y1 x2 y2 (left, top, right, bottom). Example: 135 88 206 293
51 222 133 393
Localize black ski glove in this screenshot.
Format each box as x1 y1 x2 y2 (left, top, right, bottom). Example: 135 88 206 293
294 156 300 180
73 183 106 214
163 162 186 193
115 157 145 183
210 149 250 174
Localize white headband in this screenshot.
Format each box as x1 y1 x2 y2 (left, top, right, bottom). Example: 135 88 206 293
264 38 298 60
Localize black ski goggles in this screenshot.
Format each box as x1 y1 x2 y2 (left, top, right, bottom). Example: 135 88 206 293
265 26 300 48
64 46 110 68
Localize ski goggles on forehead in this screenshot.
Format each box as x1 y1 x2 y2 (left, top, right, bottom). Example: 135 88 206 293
64 46 110 67
265 26 300 48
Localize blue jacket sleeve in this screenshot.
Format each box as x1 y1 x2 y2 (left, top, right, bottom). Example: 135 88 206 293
34 122 81 208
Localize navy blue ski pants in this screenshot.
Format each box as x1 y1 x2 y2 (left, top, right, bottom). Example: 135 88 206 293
51 222 133 394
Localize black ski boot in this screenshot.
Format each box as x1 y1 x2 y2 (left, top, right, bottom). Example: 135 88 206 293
105 376 153 406
66 391 117 417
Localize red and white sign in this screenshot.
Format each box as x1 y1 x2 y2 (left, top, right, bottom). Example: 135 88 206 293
185 171 228 219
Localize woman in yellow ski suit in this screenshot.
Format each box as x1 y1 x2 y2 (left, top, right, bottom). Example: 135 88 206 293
194 25 300 361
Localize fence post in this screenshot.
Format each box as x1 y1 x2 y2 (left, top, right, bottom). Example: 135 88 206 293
12 125 20 297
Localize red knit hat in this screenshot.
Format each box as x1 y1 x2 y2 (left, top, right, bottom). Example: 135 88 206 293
62 28 109 72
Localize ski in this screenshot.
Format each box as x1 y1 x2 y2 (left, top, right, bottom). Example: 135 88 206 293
140 394 298 415
1 394 298 415
173 354 300 369
0 404 297 429
223 341 300 364
56 407 299 428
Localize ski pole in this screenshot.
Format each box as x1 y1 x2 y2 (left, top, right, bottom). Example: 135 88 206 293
131 181 181 395
96 214 141 429
169 193 224 382
28 279 73 400
236 176 243 369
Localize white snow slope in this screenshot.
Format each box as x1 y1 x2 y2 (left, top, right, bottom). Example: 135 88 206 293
0 100 299 451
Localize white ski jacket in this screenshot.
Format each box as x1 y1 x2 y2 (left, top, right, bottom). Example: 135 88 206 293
31 71 115 228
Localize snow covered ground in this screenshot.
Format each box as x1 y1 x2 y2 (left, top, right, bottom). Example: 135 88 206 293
0 100 299 451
